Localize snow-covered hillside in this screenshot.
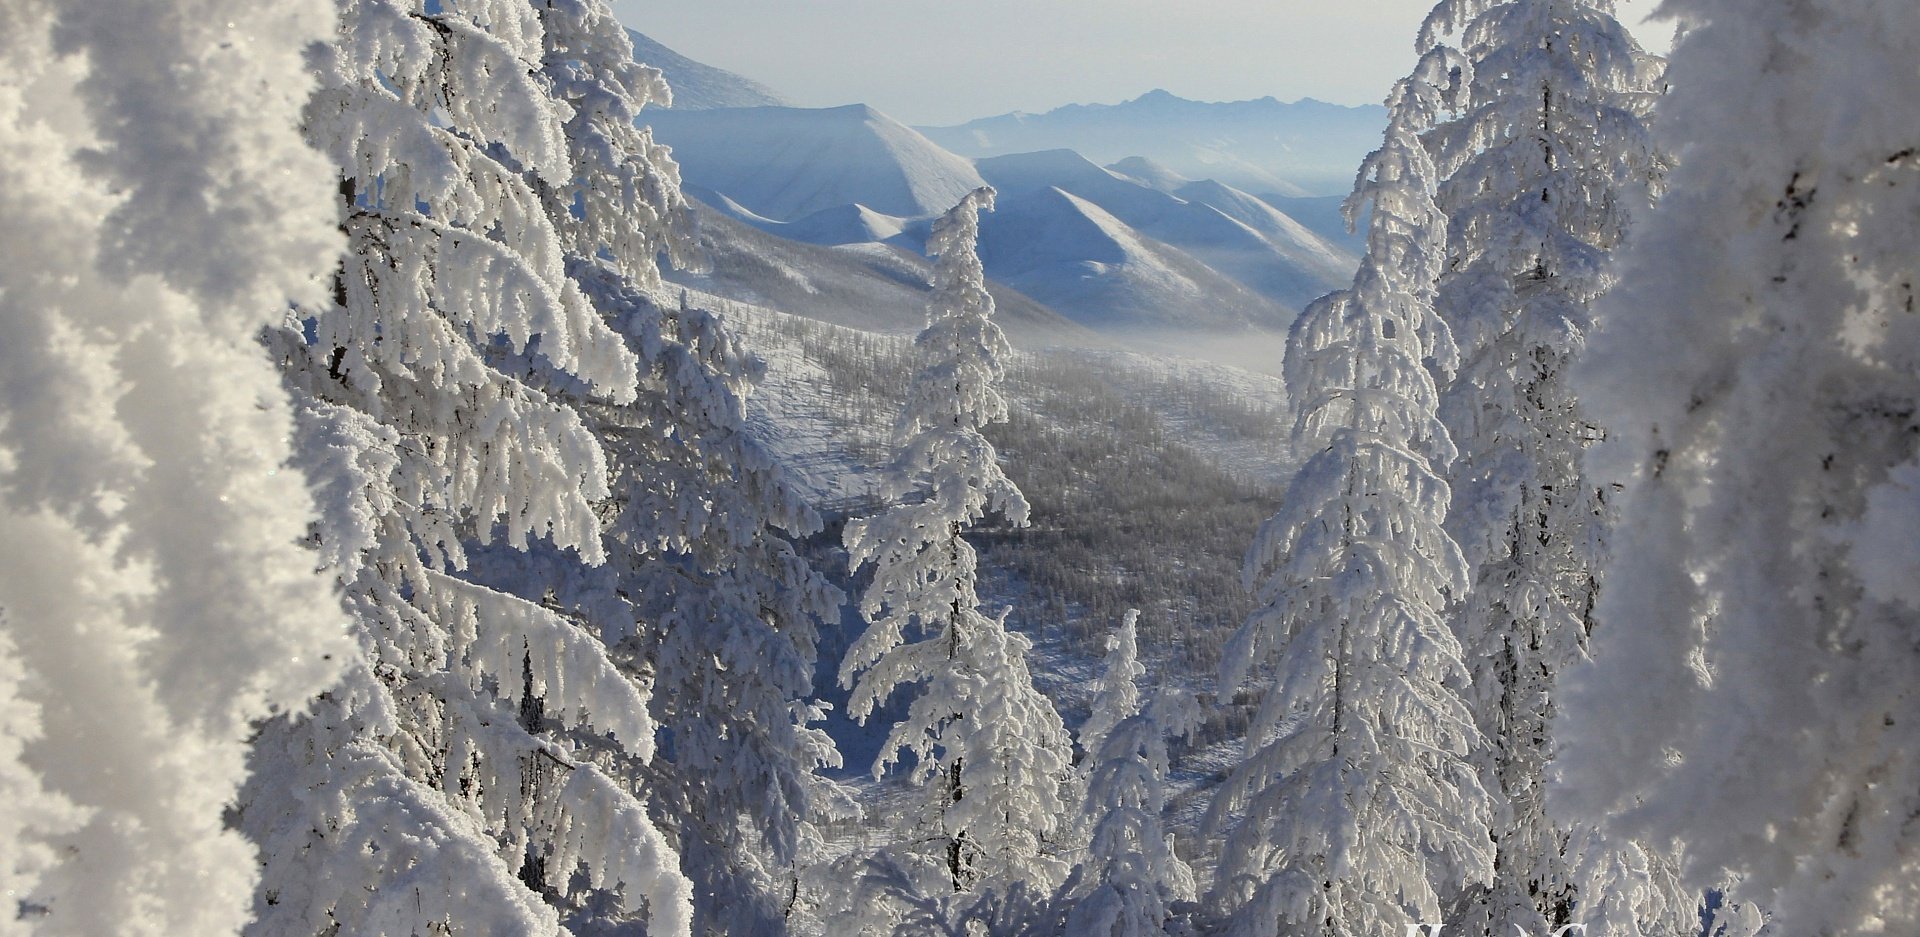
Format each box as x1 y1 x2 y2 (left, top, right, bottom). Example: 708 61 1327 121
663 205 1092 345
645 101 1355 336
625 29 790 109
980 185 1294 331
919 89 1386 197
978 149 1354 311
694 291 1294 682
645 103 988 221
627 37 1358 339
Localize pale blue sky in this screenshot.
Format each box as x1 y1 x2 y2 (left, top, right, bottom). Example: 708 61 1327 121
609 0 1672 125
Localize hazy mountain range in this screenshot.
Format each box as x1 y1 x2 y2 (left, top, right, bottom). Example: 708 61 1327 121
918 89 1386 198
636 32 1372 338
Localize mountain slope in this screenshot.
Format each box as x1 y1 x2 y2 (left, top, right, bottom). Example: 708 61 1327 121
626 29 790 109
664 204 1089 345
976 149 1354 310
645 104 988 222
920 89 1384 197
980 186 1291 332
644 102 1357 336
1258 193 1368 254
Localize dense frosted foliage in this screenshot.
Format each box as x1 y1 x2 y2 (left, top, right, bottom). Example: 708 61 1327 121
1078 610 1147 768
1206 47 1494 937
1064 613 1198 937
1552 1 1920 934
1415 2 1690 934
581 273 855 937
0 2 350 934
241 2 695 934
842 188 1072 896
524 7 852 932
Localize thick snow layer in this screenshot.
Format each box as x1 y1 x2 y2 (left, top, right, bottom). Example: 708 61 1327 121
644 103 988 222
919 89 1386 197
625 28 789 110
0 3 349 934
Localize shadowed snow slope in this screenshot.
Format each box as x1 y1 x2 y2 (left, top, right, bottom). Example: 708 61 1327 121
645 103 988 222
626 29 790 109
980 186 1291 332
919 89 1385 197
976 150 1354 311
1107 155 1192 192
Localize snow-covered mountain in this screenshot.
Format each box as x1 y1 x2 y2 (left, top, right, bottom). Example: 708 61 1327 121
918 89 1385 197
663 205 1092 345
646 104 1355 334
626 37 1358 336
644 103 987 222
976 149 1354 311
980 184 1292 331
625 29 790 109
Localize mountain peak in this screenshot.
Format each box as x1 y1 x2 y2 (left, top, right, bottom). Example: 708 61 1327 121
821 102 883 120
1131 88 1187 105
626 29 790 110
643 103 986 222
919 93 1386 197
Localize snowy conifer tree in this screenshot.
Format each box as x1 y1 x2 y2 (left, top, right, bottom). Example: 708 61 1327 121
527 8 853 933
1077 610 1147 770
1204 46 1495 937
842 187 1073 895
1064 612 1197 937
1414 3 1691 934
0 3 350 934
1552 1 1920 934
570 271 852 935
241 2 692 934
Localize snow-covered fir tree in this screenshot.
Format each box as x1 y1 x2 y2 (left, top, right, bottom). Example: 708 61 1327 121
1414 2 1692 934
1204 46 1495 937
569 277 852 936
1077 610 1148 770
240 2 692 934
1552 1 1920 934
841 187 1073 896
0 3 350 934
526 7 854 933
1063 612 1198 937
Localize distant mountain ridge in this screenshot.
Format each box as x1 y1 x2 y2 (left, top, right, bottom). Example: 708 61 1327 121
973 149 1353 313
626 32 1359 337
918 89 1384 197
626 29 790 109
644 104 987 222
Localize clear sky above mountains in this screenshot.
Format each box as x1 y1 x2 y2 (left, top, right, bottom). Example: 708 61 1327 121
611 0 1672 125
